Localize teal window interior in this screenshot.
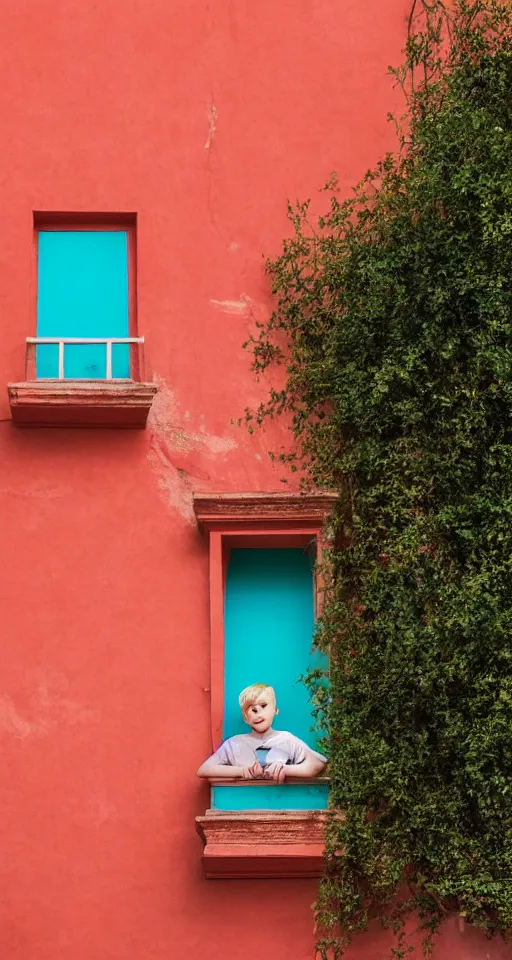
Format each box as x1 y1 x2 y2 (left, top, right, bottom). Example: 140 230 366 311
36 230 130 379
212 782 328 811
213 547 328 811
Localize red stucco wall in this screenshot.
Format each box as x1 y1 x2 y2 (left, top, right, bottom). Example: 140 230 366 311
0 3 507 958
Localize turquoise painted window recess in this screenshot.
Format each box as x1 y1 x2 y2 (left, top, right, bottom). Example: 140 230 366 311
218 547 328 812
36 231 130 379
211 783 329 811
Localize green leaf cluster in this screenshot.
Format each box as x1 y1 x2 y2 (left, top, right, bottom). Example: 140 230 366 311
246 1 512 954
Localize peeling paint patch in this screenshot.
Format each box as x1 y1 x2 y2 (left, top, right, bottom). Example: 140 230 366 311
146 377 181 434
147 437 196 523
148 384 236 456
204 102 218 150
36 676 99 727
147 378 238 521
0 695 47 739
154 467 196 523
199 432 236 455
0 675 99 740
209 295 252 316
151 435 212 481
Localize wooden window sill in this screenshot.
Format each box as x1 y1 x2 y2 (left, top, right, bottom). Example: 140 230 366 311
196 779 330 879
196 808 327 879
7 379 157 428
207 776 330 785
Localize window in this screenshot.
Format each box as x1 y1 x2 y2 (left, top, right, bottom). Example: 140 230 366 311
194 492 336 878
34 218 136 380
8 214 156 427
224 547 321 741
219 547 327 812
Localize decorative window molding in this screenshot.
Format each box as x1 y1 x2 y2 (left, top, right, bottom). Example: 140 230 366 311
193 491 337 527
194 491 337 878
196 804 327 879
8 378 157 428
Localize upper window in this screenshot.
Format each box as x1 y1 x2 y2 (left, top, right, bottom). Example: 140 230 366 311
8 215 156 427
35 225 133 380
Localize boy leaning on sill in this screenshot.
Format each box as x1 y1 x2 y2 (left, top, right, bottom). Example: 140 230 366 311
197 682 327 784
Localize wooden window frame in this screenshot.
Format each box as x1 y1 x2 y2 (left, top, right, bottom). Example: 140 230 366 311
8 213 157 427
193 492 337 879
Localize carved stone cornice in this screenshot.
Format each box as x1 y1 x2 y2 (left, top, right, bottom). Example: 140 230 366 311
196 808 327 878
8 380 157 428
193 491 337 529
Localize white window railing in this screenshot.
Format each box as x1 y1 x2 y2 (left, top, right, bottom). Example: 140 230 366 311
26 336 145 380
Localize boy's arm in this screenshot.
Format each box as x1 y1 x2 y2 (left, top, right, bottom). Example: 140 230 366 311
283 751 327 778
197 757 264 779
197 757 244 778
197 739 236 778
264 749 327 781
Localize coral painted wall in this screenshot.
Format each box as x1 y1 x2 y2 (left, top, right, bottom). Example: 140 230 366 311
0 2 507 958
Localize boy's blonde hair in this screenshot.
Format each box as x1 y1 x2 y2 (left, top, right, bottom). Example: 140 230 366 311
238 682 276 718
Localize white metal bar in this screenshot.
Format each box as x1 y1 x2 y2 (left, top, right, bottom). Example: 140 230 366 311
26 336 144 344
58 341 65 379
106 341 113 379
26 336 144 381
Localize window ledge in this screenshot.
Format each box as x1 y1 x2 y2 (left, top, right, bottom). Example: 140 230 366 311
207 776 330 785
196 808 327 879
197 780 330 879
7 379 157 428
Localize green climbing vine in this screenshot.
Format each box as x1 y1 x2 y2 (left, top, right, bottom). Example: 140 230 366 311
245 1 512 955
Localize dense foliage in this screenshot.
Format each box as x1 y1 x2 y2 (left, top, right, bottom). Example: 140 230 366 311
246 1 512 955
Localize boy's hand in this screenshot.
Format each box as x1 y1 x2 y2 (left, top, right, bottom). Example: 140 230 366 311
241 760 264 780
263 762 286 783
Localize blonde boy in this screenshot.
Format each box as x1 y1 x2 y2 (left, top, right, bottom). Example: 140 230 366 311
197 682 327 782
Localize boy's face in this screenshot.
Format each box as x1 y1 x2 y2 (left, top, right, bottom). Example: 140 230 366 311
244 691 277 734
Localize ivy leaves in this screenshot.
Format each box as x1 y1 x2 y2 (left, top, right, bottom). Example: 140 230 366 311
247 1 512 955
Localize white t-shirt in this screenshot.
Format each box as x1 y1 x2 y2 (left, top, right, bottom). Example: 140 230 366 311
211 729 327 768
